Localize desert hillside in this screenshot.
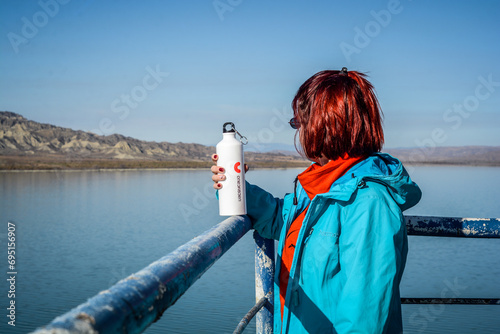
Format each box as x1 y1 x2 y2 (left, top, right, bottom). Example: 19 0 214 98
0 111 309 169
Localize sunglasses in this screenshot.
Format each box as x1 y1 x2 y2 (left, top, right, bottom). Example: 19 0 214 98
289 117 300 129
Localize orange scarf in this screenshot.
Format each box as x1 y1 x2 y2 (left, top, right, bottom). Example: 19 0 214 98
279 155 364 320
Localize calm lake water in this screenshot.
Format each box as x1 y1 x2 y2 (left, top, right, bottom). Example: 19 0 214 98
1 165 499 333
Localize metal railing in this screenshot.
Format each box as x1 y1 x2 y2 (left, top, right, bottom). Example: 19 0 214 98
32 215 255 334
32 215 500 334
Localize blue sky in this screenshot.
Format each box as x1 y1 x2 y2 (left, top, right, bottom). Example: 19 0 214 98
1 0 499 150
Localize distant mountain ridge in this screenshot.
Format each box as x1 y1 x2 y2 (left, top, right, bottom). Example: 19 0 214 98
0 111 308 169
385 146 500 166
0 111 215 160
1 111 499 169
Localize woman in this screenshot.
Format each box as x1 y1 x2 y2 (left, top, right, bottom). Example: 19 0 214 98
211 68 421 333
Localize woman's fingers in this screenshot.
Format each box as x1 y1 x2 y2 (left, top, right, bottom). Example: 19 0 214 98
212 174 226 182
211 154 224 189
212 167 224 189
211 165 225 174
211 154 248 189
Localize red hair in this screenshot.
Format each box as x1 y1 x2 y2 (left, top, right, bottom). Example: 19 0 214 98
292 70 384 161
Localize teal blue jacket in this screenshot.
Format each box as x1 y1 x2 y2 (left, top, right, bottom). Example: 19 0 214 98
246 153 421 333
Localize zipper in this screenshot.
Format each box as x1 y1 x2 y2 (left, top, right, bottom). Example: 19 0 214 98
280 181 303 334
277 181 303 272
286 179 302 232
293 176 299 205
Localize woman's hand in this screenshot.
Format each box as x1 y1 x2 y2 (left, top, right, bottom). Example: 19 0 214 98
211 154 248 190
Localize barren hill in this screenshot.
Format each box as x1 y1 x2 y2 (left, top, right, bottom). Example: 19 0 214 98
385 146 500 166
0 111 215 160
0 111 309 169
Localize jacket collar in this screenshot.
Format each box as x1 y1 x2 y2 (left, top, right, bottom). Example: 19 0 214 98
297 155 365 200
293 153 421 210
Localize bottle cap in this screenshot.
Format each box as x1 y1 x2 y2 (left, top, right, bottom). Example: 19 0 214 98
223 122 236 133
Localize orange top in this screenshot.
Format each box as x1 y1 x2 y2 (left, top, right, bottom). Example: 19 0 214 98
279 155 364 321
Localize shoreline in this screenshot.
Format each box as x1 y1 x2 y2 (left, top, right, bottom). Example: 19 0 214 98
1 161 500 172
0 158 312 171
2 154 500 171
0 167 309 173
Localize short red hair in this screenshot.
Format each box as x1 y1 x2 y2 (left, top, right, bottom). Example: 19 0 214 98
292 69 384 161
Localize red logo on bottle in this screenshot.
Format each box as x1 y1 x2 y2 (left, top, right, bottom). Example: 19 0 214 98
234 162 241 173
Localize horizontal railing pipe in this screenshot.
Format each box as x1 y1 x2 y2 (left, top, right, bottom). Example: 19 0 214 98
405 216 500 238
33 215 252 334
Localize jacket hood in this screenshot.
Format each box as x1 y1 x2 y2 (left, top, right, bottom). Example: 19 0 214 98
295 153 421 212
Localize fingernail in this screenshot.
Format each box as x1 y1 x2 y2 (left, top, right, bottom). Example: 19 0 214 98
217 183 222 188
220 175 225 180
213 154 218 159
219 167 224 172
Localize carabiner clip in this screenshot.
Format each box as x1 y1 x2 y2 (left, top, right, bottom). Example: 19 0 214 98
222 122 248 145
232 124 248 145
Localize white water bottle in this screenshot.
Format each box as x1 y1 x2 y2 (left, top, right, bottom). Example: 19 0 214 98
216 122 247 216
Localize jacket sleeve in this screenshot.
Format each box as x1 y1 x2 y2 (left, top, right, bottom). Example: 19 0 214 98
334 190 406 333
245 181 286 240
